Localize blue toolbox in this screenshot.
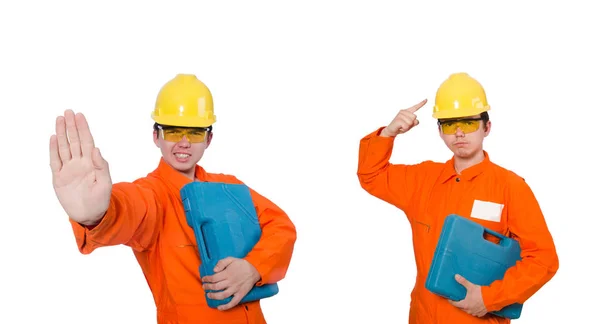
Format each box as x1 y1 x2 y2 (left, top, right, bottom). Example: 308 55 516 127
180 181 279 308
425 214 523 319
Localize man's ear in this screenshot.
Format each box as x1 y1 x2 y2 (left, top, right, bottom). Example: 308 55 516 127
206 132 213 147
153 130 160 147
484 121 492 137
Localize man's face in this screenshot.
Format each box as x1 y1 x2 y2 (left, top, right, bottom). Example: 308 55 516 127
153 125 213 176
438 114 491 159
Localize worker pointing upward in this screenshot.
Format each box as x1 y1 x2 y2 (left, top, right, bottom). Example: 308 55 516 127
357 73 559 323
50 74 297 324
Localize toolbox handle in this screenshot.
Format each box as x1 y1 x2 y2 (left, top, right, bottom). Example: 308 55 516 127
483 227 511 247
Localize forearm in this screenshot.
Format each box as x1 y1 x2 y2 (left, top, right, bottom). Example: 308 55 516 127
70 182 161 253
244 215 297 285
78 209 108 228
357 127 423 212
482 179 559 311
357 127 396 190
243 190 297 285
481 246 559 311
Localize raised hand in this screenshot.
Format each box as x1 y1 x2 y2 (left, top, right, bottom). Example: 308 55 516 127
49 110 112 225
380 99 427 137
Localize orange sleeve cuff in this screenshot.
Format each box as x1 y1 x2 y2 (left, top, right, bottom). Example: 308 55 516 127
242 189 297 286
244 254 270 286
367 126 395 143
69 198 118 254
481 285 501 312
358 127 396 167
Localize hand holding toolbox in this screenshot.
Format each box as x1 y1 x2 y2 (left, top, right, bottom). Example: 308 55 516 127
180 181 279 309
425 214 524 319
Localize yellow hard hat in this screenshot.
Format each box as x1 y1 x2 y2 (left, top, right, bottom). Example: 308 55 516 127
432 72 490 119
151 74 216 127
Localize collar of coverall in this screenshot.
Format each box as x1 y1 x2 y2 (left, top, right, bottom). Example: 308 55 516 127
156 157 209 190
439 150 492 183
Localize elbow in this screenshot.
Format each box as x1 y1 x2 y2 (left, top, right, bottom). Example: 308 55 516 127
286 222 298 252
356 172 377 194
277 217 297 258
265 230 297 285
291 223 298 243
356 171 367 183
284 222 298 268
536 246 560 285
357 163 392 195
539 251 560 292
549 248 560 276
544 240 560 277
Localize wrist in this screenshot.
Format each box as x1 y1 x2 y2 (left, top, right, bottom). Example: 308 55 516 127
254 271 261 283
79 218 100 227
251 266 261 283
379 127 396 138
245 259 262 283
80 212 105 227
480 284 497 312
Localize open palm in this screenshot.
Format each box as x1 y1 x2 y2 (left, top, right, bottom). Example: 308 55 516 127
50 110 112 225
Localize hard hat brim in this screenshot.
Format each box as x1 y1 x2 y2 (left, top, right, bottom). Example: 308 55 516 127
432 106 490 119
151 113 216 128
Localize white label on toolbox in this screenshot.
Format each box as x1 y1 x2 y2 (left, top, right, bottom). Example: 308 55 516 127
471 200 504 222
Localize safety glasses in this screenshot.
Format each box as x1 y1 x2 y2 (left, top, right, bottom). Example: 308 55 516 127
157 125 210 143
438 118 483 135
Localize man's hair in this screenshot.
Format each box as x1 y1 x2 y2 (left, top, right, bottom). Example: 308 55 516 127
481 111 490 131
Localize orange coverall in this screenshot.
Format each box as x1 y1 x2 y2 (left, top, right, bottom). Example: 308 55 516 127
69 158 297 324
357 127 559 324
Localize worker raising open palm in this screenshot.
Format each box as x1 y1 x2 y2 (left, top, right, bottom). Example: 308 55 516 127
50 75 297 322
49 109 112 226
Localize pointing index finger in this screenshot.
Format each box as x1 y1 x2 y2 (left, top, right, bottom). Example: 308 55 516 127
405 98 428 113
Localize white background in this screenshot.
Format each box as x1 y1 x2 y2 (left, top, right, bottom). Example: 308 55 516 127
1 0 598 323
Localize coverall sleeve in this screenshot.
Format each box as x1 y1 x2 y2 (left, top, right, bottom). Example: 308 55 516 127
481 177 559 312
69 181 163 254
357 127 424 213
242 186 297 286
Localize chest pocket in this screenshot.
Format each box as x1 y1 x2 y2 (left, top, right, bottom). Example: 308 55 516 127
471 199 504 223
468 199 508 244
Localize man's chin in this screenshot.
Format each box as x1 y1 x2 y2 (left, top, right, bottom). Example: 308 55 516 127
453 148 473 158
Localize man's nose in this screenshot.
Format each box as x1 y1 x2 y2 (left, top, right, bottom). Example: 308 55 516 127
455 127 465 137
177 136 192 147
